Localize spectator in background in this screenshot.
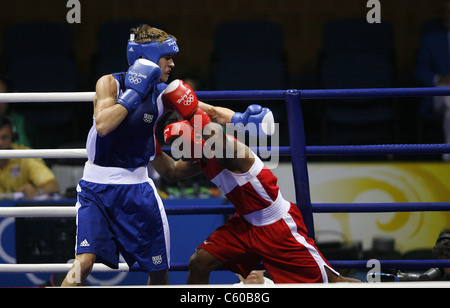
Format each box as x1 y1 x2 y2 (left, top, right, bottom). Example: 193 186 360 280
433 229 450 278
415 0 450 160
0 115 59 199
0 77 32 147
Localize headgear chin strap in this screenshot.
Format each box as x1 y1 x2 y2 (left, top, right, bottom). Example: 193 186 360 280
126 34 179 66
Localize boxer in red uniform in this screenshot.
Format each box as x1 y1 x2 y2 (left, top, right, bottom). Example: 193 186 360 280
157 81 361 284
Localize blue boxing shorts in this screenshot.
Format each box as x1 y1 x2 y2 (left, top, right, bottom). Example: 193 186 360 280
74 162 170 272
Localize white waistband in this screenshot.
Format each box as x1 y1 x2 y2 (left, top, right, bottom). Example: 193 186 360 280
243 193 291 226
82 161 149 184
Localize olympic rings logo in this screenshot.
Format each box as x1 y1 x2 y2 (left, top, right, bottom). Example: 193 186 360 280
128 76 142 84
176 90 195 106
178 94 194 106
184 94 195 105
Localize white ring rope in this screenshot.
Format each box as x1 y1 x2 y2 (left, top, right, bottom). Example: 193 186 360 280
0 92 95 103
0 263 130 273
0 93 128 277
0 206 76 218
0 149 87 159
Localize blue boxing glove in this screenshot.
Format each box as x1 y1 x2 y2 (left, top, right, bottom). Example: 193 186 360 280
117 59 161 112
231 104 275 137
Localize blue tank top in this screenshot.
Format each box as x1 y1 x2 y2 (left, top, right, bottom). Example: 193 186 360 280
86 72 167 168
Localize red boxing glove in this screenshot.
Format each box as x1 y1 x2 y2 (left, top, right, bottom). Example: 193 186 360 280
162 79 211 129
164 120 204 161
162 79 197 118
189 107 212 131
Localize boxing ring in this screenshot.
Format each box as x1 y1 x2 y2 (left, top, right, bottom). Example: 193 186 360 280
1 87 450 284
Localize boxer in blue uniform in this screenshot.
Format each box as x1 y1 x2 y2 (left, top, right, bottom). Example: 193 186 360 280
61 25 182 286
61 24 275 286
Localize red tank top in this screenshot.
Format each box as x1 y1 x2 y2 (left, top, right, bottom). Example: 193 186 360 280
200 153 281 216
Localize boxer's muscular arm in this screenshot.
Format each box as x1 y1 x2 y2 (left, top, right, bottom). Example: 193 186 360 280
160 81 234 125
93 75 128 137
198 101 234 125
151 150 202 182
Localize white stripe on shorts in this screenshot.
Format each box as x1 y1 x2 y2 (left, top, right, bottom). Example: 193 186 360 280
147 179 171 268
282 212 339 283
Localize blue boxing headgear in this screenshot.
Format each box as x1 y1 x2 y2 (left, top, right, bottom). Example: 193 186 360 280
127 34 179 66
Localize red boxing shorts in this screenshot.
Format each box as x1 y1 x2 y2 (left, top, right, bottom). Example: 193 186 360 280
197 202 338 283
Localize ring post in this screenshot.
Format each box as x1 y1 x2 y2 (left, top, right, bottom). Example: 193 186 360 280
284 90 315 239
